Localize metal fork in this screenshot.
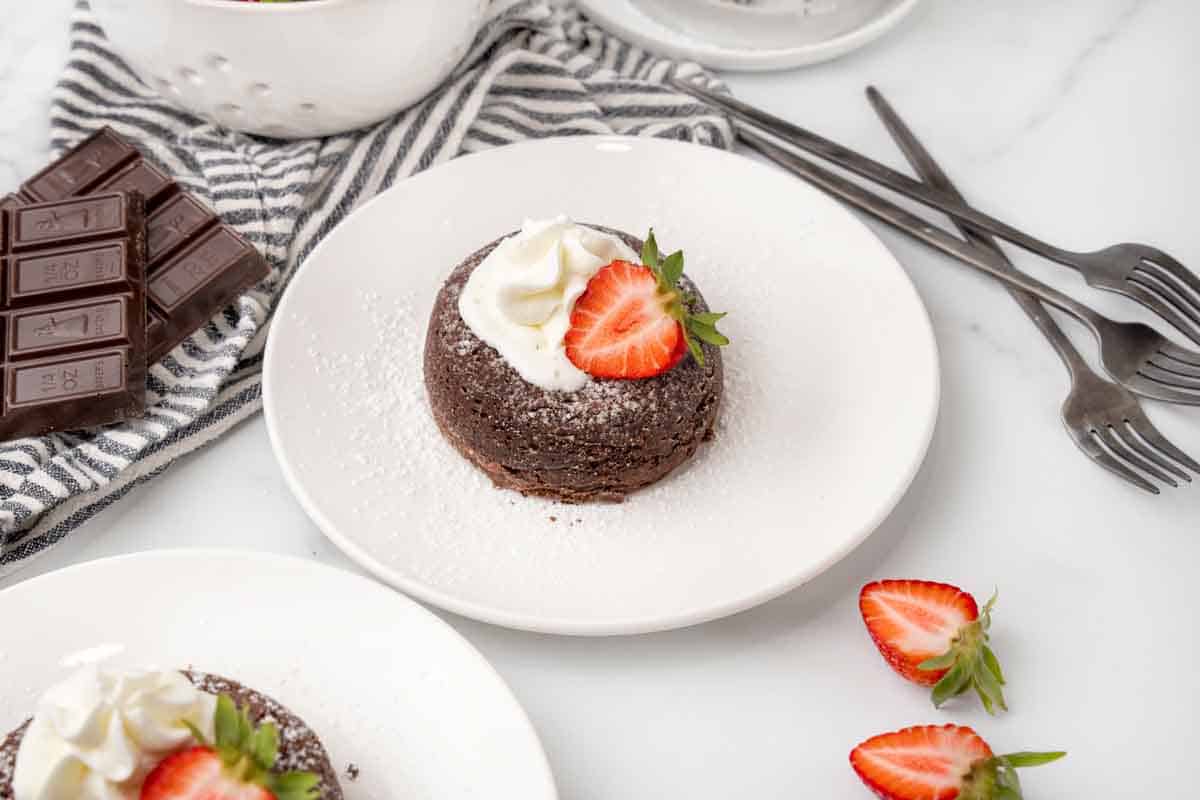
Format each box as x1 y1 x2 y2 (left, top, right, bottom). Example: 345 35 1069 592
735 124 1200 407
867 87 1199 493
671 78 1200 346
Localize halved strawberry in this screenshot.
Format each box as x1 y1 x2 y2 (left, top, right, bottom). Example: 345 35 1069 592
565 259 684 378
850 724 1064 800
859 580 1007 713
565 230 728 379
141 694 319 800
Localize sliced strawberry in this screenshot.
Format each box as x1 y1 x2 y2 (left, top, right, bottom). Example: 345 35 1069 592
852 725 992 800
142 747 271 800
850 725 1065 800
565 230 728 380
565 259 684 378
141 694 319 800
860 580 1007 713
860 580 978 685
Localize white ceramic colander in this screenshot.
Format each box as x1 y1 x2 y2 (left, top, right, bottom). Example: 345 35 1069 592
90 0 489 138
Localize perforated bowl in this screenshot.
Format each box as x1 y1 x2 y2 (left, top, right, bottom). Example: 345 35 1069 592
90 0 488 138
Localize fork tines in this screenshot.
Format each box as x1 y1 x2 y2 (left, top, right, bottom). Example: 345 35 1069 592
1127 248 1200 342
1077 410 1200 494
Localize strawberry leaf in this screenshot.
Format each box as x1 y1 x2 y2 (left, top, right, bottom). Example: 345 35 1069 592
981 645 1005 684
687 319 730 346
931 661 970 707
641 230 660 271
271 770 322 800
691 311 727 325
236 706 253 750
251 722 279 771
981 589 999 620
685 334 705 366
998 751 1067 768
662 251 685 285
975 655 1007 712
214 694 240 749
918 651 957 671
977 686 993 715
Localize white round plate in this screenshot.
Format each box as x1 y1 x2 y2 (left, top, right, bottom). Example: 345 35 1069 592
264 136 939 636
0 550 556 799
575 0 921 72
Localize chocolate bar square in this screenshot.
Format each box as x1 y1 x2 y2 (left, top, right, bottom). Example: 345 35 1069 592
0 193 147 437
15 128 269 362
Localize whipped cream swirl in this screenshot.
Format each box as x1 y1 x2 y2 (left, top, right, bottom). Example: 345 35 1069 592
458 216 638 391
13 666 216 800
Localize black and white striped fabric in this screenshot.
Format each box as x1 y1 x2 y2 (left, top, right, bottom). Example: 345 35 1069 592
0 0 732 572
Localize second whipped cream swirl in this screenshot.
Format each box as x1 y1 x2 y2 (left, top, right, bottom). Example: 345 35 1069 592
12 666 216 800
458 216 637 391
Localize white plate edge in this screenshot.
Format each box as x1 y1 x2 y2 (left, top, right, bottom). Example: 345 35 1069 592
575 0 923 72
0 547 560 799
262 134 941 636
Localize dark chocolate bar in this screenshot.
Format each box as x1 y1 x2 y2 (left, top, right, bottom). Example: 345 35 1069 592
16 128 269 362
0 193 147 438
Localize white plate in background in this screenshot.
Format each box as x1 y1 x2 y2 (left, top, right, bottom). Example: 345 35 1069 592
575 0 922 72
264 136 939 635
0 550 557 800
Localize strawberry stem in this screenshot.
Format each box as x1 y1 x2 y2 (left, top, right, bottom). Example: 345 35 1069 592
203 693 321 798
959 751 1066 800
640 228 729 367
921 589 1008 714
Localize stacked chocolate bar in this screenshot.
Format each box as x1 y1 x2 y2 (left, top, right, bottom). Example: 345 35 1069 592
0 128 269 438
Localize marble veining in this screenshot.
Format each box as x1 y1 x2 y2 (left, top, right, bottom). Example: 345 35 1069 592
980 0 1154 162
2 2 1199 799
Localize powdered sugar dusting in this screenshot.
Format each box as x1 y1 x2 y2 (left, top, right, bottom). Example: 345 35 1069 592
266 140 939 630
282 282 768 595
436 271 662 433
273 233 837 626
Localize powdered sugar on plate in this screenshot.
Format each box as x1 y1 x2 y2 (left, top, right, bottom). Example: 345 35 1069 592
263 136 938 633
291 286 765 591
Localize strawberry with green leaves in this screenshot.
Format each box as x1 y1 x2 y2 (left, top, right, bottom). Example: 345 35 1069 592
859 580 1007 713
850 725 1064 800
141 694 320 800
565 229 728 379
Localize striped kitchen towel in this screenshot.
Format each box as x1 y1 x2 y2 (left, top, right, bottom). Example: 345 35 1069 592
0 0 733 572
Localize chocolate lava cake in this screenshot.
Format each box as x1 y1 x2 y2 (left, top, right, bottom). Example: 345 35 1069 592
424 227 724 502
0 671 343 800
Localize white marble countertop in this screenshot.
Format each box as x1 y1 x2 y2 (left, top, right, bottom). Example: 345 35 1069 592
2 1 1199 797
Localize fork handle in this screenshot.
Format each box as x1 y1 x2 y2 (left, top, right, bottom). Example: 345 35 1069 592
673 79 1081 267
736 128 1105 331
864 87 1096 381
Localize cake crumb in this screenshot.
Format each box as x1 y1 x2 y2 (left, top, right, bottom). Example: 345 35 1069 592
346 763 360 782
548 515 557 522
